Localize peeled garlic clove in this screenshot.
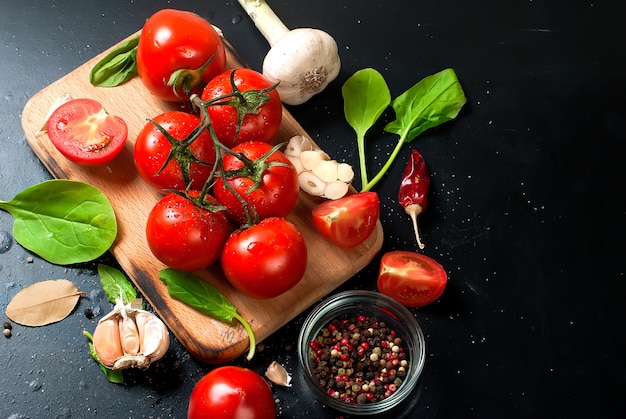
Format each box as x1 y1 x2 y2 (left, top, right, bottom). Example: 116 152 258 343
323 180 350 200
286 155 304 173
298 171 327 196
337 163 355 183
265 361 292 387
300 149 330 171
92 317 124 368
284 135 314 157
312 159 339 183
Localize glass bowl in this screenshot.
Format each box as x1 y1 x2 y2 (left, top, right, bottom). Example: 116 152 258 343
297 290 426 415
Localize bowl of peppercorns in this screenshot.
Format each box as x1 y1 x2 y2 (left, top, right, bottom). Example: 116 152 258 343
297 290 426 415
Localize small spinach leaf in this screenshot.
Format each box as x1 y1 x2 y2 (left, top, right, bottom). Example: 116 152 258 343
89 34 140 87
342 68 391 188
97 264 137 305
0 180 117 265
159 268 256 360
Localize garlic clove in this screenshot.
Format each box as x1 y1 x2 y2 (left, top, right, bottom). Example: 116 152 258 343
337 163 355 183
298 171 327 196
300 149 330 171
286 155 304 173
92 317 125 368
323 180 350 200
312 159 339 183
135 310 170 362
265 361 292 387
284 135 314 157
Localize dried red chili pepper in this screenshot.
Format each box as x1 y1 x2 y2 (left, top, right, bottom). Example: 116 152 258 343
398 150 430 249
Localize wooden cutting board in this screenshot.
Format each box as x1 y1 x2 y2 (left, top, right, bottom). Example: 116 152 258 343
20 33 383 364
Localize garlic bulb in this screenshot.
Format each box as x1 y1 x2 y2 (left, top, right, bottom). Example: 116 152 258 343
284 135 354 199
262 28 341 105
92 298 170 370
237 0 341 105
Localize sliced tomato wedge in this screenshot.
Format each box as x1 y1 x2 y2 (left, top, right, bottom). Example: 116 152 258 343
377 250 448 307
311 192 380 248
46 98 128 165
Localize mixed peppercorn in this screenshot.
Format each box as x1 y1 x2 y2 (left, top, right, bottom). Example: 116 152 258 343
308 315 408 405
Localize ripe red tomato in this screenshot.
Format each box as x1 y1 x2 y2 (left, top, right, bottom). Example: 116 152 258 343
46 98 127 165
136 9 227 102
377 250 448 307
145 192 230 272
134 111 216 193
213 141 299 225
188 366 276 419
311 192 380 248
221 217 307 299
200 68 282 148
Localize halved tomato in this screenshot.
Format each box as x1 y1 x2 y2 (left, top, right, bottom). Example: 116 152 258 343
377 250 448 307
46 98 128 165
311 192 380 248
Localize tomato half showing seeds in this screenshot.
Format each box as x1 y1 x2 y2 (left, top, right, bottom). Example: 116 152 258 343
377 250 448 308
134 111 216 193
221 217 307 299
311 192 380 248
145 192 230 272
46 98 128 166
188 366 276 419
137 9 227 102
201 68 282 148
213 141 299 225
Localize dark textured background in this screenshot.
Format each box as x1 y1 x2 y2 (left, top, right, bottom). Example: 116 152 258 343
1 1 624 418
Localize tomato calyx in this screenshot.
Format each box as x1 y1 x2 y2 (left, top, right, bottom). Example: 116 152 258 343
191 69 280 144
167 51 220 101
148 117 215 188
170 189 227 214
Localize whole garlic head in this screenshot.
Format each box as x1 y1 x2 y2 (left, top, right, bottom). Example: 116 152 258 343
92 299 170 370
262 28 341 105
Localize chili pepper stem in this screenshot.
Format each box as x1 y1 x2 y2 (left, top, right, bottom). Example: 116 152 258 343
405 203 425 250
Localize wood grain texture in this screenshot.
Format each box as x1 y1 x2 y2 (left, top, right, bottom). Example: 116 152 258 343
20 33 383 364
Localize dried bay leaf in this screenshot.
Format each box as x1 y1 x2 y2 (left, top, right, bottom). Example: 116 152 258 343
6 279 85 326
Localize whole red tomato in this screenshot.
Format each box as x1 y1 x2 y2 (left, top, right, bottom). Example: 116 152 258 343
137 9 227 102
46 98 127 166
134 111 216 193
213 141 299 225
200 68 282 148
312 192 380 248
188 366 276 419
377 250 448 307
221 217 307 299
145 192 230 272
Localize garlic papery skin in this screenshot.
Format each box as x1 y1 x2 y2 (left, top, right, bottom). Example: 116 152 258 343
262 28 341 105
92 299 170 370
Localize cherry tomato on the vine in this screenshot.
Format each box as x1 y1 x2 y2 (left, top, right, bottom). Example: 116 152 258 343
134 111 216 193
221 217 307 299
145 192 230 272
46 98 128 166
377 250 448 307
201 68 282 148
137 9 227 102
188 366 276 419
311 192 380 248
213 141 299 225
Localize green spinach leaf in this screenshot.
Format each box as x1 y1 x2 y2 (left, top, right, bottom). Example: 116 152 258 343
384 67 467 142
97 264 137 305
89 34 140 87
0 180 117 265
342 68 391 189
159 268 256 360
